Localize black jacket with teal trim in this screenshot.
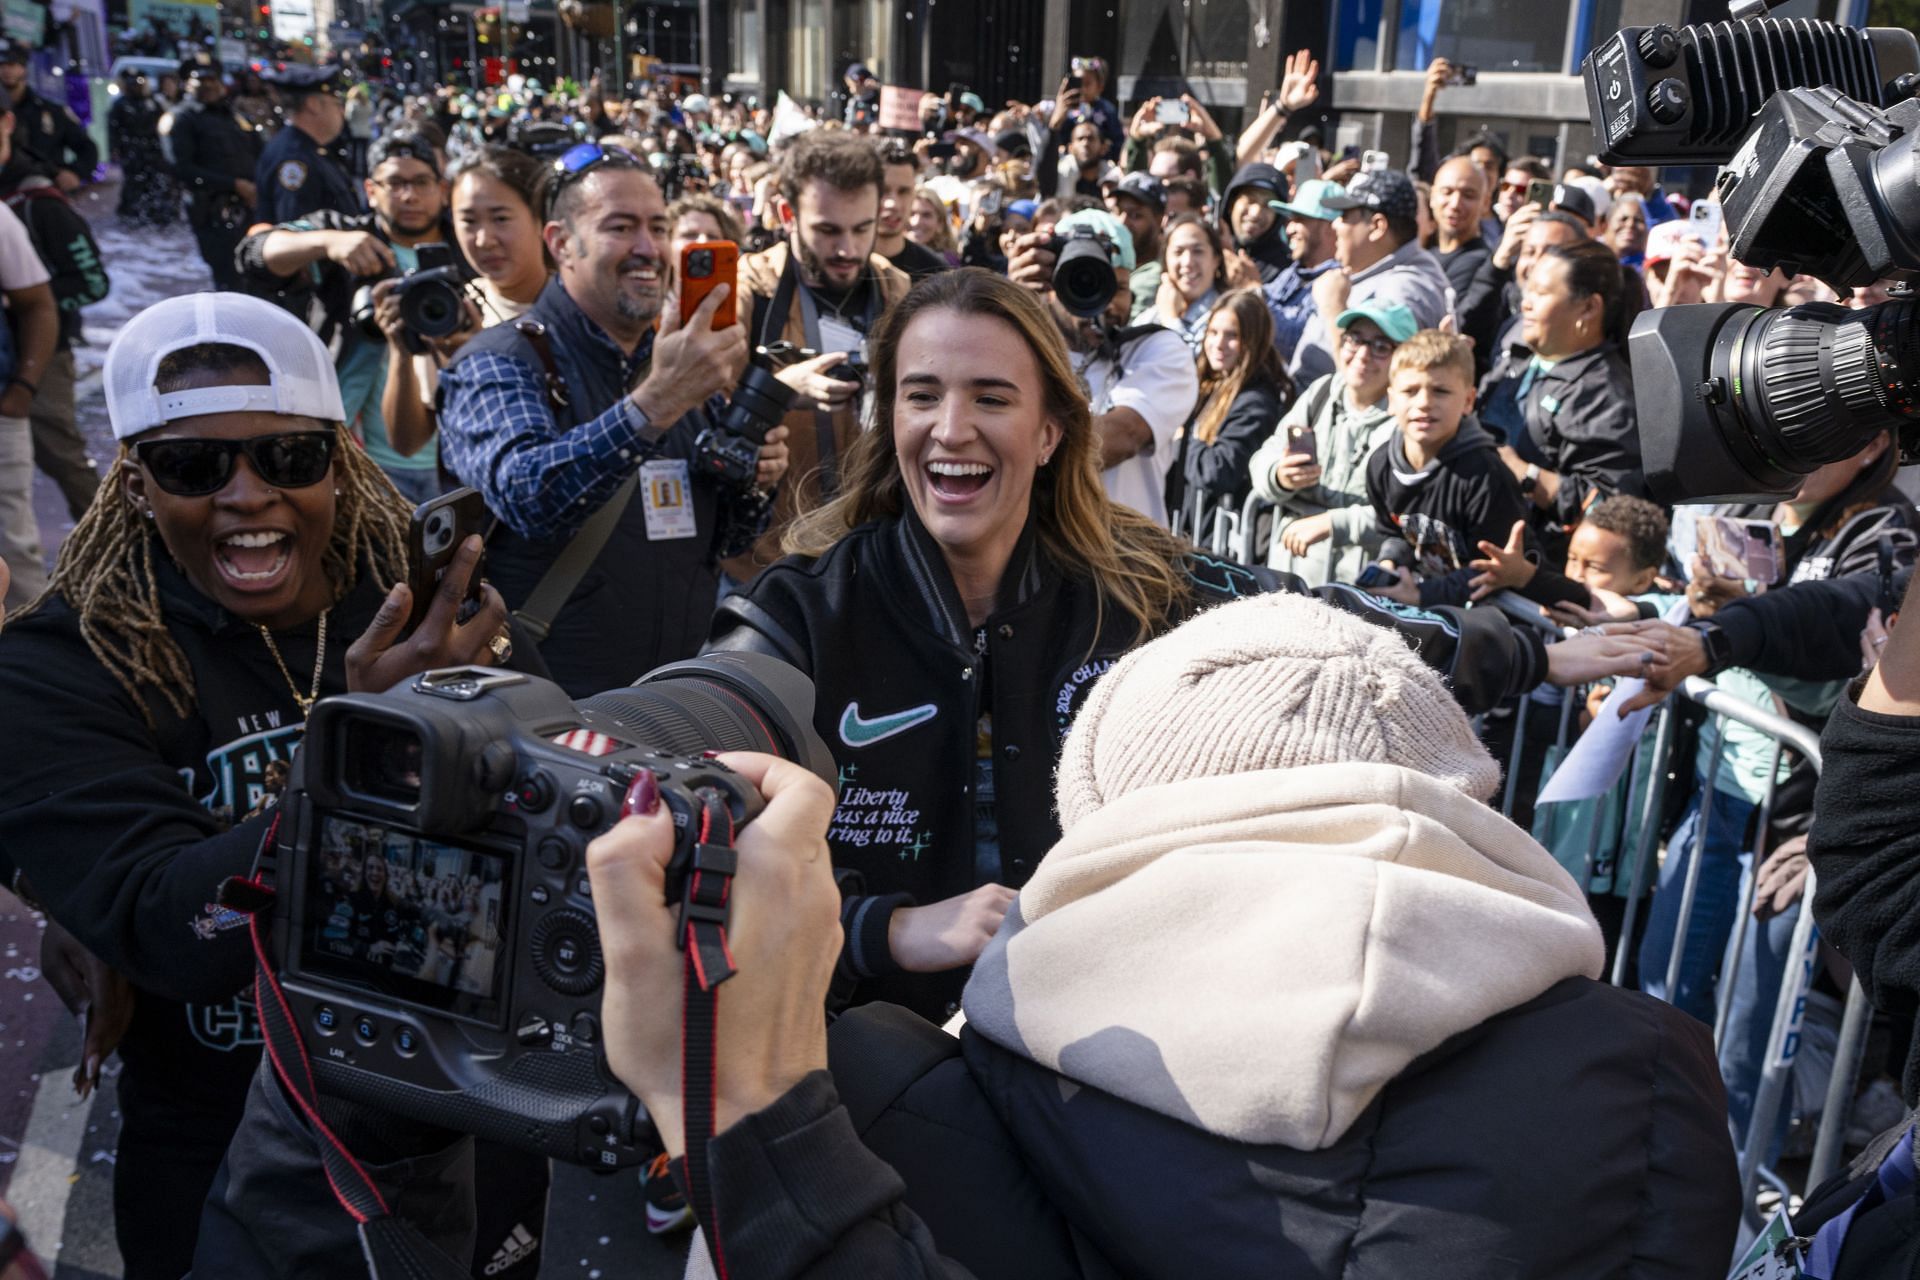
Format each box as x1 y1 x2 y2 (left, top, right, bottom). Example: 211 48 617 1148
705 508 1547 1020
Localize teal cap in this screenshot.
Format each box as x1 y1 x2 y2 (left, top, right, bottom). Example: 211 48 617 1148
1334 299 1419 344
1270 177 1344 222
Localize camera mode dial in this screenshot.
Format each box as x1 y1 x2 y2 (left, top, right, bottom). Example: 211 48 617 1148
530 909 604 996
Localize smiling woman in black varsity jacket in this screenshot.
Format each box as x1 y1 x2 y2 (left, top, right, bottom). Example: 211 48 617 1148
707 268 1626 1023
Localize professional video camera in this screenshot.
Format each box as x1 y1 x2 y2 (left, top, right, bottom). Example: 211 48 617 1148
350 243 477 354
693 360 799 486
1046 225 1121 318
1581 14 1920 501
265 654 836 1169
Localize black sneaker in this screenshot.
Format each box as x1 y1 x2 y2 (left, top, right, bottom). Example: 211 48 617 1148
643 1152 695 1234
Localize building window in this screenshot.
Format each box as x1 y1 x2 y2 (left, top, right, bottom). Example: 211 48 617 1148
836 0 892 84
1393 0 1571 74
1335 0 1385 72
788 0 826 98
729 0 759 79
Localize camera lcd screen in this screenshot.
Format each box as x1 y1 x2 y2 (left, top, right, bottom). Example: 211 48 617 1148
299 812 510 1024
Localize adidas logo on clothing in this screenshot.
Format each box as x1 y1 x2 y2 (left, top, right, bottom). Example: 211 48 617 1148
483 1223 539 1275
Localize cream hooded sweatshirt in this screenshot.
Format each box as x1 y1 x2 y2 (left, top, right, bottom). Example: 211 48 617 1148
962 761 1606 1151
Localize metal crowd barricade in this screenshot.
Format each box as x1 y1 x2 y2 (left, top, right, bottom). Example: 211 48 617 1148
1585 676 1870 1218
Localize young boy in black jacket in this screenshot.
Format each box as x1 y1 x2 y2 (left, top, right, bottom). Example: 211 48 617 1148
1361 329 1531 608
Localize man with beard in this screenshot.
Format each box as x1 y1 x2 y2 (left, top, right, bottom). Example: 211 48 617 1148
0 44 96 193
1222 162 1293 283
440 147 789 692
1106 171 1165 320
1008 208 1198 526
729 130 910 575
1045 117 1120 201
1264 178 1342 368
164 60 262 290
237 131 454 499
108 71 177 226
874 139 947 281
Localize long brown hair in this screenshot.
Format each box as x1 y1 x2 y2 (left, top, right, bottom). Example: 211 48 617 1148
8 344 411 725
1192 288 1291 444
783 269 1192 643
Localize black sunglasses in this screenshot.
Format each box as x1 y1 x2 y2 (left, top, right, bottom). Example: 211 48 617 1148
133 431 337 498
546 141 646 218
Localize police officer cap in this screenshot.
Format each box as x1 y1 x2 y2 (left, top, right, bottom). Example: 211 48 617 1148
261 64 342 92
0 43 27 65
179 57 216 81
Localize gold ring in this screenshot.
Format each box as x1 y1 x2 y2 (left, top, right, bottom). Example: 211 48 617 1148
488 632 513 664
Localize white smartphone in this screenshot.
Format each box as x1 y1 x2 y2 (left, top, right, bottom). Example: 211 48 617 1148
1362 148 1390 173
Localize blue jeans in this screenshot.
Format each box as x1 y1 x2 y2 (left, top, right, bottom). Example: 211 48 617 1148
1718 861 1799 1159
1638 783 1757 1023
382 465 442 508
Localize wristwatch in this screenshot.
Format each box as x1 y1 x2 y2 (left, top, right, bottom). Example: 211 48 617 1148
1521 463 1541 496
1689 619 1734 676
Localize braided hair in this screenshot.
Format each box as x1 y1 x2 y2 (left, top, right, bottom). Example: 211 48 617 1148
8 343 411 725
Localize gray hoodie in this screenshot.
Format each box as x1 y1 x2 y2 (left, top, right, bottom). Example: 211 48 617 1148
1289 239 1455 385
1249 372 1395 585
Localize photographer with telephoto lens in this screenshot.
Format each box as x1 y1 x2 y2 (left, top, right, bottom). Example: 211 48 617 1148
239 130 462 504
1005 207 1197 527
437 142 790 697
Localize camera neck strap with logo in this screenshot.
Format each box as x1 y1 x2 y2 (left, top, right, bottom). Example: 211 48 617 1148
222 790 750 1278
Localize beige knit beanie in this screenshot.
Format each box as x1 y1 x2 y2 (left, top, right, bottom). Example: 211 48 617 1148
1056 592 1501 828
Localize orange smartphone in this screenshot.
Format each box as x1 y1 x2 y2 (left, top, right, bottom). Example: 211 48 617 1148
679 240 738 329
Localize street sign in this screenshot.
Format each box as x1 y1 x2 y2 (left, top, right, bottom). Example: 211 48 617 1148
271 0 315 43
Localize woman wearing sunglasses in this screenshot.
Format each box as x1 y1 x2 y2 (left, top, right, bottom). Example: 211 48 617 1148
0 293 510 1279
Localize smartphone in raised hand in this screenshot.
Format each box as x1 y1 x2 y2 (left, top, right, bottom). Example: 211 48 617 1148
679 240 738 330
406 488 492 636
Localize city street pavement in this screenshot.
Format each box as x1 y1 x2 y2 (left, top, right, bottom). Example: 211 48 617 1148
2 186 687 1279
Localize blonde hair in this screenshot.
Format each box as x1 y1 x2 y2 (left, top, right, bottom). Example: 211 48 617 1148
1388 329 1475 385
8 345 411 725
784 269 1192 644
908 187 958 256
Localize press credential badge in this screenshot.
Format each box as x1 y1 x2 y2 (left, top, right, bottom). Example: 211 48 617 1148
641 459 697 540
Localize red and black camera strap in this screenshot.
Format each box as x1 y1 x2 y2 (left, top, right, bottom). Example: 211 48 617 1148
674 788 743 1278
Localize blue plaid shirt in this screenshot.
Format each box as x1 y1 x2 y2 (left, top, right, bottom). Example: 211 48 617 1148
438 349 669 543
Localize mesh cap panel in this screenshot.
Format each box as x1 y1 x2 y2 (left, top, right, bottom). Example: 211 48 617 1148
104 293 346 441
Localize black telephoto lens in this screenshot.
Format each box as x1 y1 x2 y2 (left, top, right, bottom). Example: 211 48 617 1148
1051 234 1119 318
720 362 800 446
1631 298 1920 501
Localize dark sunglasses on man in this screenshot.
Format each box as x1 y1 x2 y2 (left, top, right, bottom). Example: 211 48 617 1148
132 431 337 498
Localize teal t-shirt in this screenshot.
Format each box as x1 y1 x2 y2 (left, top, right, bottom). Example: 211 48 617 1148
339 241 438 476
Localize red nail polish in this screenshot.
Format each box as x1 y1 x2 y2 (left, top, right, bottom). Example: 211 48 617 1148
624 770 660 816
701 749 722 759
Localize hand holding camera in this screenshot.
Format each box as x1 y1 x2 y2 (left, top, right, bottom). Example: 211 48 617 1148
633 284 750 428
774 350 860 412
324 229 397 278
588 752 842 1156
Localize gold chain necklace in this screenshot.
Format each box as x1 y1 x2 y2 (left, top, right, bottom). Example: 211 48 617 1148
258 609 328 716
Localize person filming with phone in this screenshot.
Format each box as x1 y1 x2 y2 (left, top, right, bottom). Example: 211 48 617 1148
437 142 791 696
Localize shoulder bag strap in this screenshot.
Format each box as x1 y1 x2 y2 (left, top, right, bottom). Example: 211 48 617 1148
507 317 639 645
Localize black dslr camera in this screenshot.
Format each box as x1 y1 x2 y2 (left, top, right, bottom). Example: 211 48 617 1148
1581 15 1920 500
266 655 836 1169
1045 226 1120 318
351 243 476 353
693 361 799 487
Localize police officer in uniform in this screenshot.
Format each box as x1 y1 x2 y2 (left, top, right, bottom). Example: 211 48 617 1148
0 43 98 191
165 60 262 290
253 63 360 225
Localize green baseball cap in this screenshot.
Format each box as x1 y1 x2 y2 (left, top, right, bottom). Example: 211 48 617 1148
1270 177 1345 222
1334 299 1419 344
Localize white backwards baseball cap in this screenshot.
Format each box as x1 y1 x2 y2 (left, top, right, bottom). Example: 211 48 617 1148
104 293 346 441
